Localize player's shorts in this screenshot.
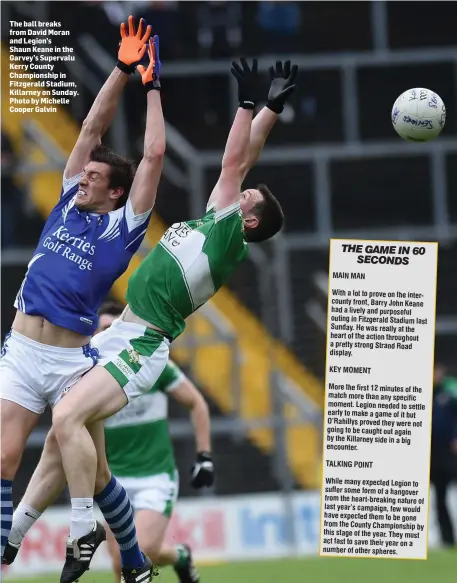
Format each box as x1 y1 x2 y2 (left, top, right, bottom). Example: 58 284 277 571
115 471 179 517
92 318 170 403
0 330 99 415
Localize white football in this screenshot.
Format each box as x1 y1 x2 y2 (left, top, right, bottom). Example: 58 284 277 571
391 88 446 142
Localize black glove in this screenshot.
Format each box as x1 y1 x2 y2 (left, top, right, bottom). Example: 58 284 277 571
267 60 298 114
230 58 259 110
190 452 214 489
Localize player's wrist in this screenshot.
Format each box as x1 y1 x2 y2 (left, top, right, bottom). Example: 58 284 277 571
143 79 161 92
116 60 135 75
266 100 284 114
239 98 256 110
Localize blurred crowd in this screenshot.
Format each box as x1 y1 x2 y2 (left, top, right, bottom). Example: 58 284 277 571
83 0 302 59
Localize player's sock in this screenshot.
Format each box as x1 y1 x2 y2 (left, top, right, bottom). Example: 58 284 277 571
94 476 144 569
70 497 95 540
1 479 13 558
175 544 190 568
9 503 41 546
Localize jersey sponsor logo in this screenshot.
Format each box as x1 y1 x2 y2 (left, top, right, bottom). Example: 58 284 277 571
160 223 206 270
162 222 193 248
114 355 135 379
52 226 96 254
41 226 96 271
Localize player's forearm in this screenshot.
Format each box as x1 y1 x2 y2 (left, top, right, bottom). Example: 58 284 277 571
83 67 129 137
242 107 278 174
222 107 254 170
127 91 164 214
143 90 166 160
190 397 211 453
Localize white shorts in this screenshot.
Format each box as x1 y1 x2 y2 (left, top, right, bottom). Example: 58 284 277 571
115 471 179 517
92 318 170 403
0 330 98 415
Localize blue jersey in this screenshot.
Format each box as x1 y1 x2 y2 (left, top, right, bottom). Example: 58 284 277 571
14 173 151 336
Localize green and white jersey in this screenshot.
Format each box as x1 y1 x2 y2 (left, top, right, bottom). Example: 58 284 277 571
126 201 248 340
104 360 184 478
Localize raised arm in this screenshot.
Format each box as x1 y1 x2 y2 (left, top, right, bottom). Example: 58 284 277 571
239 107 278 180
128 36 165 215
64 16 151 179
214 58 258 212
207 60 297 210
241 61 297 179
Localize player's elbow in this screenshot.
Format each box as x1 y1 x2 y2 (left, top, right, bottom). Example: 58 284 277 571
239 161 249 178
81 117 102 138
144 139 166 163
221 156 244 183
192 391 209 416
221 153 241 171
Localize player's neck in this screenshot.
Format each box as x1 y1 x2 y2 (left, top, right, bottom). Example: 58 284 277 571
76 202 116 215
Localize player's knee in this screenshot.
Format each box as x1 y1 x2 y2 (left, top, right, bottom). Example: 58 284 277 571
52 405 75 442
1 442 22 479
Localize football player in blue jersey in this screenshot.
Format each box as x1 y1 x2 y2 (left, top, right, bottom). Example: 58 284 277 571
0 16 163 583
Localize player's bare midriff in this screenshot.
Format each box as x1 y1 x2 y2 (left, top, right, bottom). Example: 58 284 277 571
12 311 91 348
121 305 166 335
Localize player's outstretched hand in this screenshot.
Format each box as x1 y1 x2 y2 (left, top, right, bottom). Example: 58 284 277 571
230 57 259 110
137 36 161 90
190 452 214 489
267 60 298 114
117 15 152 74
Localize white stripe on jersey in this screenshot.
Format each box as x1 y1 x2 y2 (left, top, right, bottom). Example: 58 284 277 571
15 253 45 312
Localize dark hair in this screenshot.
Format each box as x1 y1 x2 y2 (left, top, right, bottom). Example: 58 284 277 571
98 299 124 317
90 144 136 209
244 184 284 243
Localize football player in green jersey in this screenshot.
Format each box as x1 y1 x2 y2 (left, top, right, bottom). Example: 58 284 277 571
4 301 213 583
99 302 212 583
47 57 298 574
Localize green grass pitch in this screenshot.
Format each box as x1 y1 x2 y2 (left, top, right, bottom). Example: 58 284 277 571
4 550 456 583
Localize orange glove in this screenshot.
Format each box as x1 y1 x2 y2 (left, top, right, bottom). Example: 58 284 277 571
117 15 151 74
137 36 161 91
